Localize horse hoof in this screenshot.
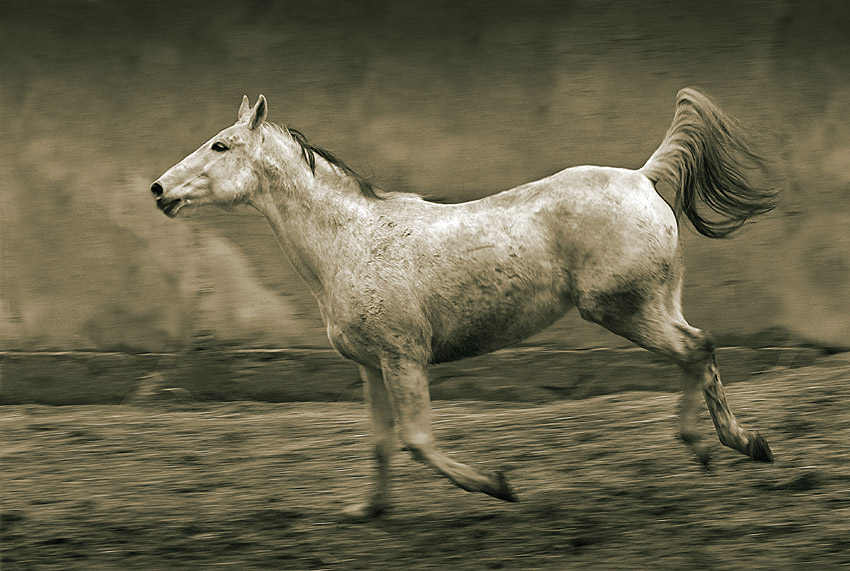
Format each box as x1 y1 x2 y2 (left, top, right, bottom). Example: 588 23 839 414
749 432 774 463
341 502 387 522
489 471 518 502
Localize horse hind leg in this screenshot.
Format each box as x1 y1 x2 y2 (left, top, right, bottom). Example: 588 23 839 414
679 327 774 463
381 359 517 502
579 279 773 465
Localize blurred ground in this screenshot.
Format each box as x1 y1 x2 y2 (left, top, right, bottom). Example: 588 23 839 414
3 355 850 569
0 345 826 405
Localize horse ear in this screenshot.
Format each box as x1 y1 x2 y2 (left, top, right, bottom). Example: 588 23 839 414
238 95 250 119
249 95 267 130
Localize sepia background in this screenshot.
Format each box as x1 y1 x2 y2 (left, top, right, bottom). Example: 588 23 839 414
2 0 849 354
4 2 850 569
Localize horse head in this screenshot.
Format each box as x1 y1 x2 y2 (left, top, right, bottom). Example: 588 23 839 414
150 95 268 217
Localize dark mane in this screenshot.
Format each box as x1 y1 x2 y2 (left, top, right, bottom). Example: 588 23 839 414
278 124 383 200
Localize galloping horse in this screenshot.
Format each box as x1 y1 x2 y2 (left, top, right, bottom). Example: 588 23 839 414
151 89 778 518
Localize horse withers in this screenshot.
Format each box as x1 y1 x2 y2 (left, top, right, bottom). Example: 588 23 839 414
151 89 778 518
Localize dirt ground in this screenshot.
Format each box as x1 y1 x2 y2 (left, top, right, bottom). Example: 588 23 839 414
3 356 850 570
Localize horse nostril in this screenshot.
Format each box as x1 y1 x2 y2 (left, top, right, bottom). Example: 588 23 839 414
150 182 164 199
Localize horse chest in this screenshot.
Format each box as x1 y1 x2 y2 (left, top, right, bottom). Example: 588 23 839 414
326 322 362 362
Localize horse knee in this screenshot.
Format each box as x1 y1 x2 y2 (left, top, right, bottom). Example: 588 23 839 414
407 446 426 463
402 435 434 464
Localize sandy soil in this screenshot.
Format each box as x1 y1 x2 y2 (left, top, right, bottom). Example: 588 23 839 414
3 357 850 569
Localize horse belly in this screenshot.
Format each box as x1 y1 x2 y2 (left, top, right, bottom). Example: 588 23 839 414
428 287 572 364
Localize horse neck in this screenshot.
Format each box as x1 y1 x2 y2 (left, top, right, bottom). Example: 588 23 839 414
249 136 371 295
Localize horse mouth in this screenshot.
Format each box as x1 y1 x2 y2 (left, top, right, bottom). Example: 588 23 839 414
157 198 184 217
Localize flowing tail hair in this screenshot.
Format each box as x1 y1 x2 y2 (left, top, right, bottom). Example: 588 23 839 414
639 88 779 238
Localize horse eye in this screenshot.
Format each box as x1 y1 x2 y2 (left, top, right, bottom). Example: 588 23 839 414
211 141 229 152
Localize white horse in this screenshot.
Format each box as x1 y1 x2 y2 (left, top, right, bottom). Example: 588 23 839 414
151 89 778 518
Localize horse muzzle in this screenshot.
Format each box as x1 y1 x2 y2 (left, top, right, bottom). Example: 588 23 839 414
150 181 184 218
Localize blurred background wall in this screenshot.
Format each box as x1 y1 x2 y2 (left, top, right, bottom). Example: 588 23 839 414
1 0 848 353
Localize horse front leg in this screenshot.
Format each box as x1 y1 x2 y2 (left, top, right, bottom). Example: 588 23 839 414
343 364 396 520
381 359 517 502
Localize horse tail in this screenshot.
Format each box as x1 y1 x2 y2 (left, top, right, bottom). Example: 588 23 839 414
639 88 778 238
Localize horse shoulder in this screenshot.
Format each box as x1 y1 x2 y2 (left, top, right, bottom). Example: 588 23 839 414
322 257 434 366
